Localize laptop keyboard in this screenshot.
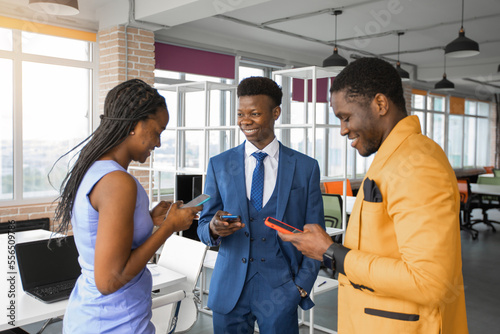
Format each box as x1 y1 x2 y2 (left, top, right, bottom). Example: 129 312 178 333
33 281 75 298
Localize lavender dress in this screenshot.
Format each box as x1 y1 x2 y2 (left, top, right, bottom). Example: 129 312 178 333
63 160 154 333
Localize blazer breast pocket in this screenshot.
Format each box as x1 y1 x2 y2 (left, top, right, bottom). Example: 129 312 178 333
360 201 395 252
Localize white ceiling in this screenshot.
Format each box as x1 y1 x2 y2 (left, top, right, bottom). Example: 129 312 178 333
2 0 500 99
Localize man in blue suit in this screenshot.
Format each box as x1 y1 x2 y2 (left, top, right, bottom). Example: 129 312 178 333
198 76 324 334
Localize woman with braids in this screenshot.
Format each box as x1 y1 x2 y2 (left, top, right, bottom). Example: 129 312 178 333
53 79 201 333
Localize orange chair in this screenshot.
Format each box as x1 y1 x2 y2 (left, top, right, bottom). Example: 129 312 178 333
323 179 353 196
483 166 494 174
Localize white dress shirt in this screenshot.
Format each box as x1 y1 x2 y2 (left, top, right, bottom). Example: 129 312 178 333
244 137 280 208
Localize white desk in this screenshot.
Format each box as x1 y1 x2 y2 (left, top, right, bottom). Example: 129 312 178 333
470 183 500 196
0 230 186 331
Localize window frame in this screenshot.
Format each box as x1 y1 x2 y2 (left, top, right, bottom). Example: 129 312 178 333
0 28 97 206
411 91 492 170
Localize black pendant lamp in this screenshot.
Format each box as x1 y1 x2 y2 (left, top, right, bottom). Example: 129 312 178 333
445 0 479 57
435 52 455 91
395 32 410 81
322 10 348 71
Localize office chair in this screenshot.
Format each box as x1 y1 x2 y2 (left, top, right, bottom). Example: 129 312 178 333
323 179 353 196
154 235 208 332
322 193 345 245
493 169 500 178
151 290 186 334
483 166 494 174
469 177 500 232
199 249 218 316
322 194 342 228
457 179 479 239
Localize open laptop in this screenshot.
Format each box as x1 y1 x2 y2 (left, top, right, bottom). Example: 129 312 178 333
15 235 81 303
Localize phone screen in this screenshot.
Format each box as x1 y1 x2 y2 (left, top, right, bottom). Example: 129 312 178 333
264 217 302 234
183 194 211 208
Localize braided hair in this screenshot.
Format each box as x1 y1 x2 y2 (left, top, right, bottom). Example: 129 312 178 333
52 79 166 236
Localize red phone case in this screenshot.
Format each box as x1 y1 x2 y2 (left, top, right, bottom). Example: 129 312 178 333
264 217 302 234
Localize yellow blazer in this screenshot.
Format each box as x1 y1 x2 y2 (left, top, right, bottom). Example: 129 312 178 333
339 116 468 334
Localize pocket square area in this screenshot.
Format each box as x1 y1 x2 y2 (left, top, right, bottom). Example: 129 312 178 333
363 178 383 203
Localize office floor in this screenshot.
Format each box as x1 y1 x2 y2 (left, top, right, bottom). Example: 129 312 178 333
18 208 500 334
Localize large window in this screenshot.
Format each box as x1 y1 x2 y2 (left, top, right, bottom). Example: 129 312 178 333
274 71 372 180
0 28 95 204
411 91 492 169
152 59 375 201
152 69 237 201
412 93 446 150
464 100 491 168
0 58 13 200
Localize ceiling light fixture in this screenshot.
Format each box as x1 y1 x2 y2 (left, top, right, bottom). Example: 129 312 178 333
322 10 348 71
395 32 410 81
444 0 479 57
435 52 455 91
28 0 79 16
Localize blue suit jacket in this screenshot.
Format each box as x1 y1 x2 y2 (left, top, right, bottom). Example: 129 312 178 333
197 142 324 314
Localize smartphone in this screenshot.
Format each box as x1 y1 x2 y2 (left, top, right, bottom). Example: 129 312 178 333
264 217 303 234
183 194 211 208
220 215 241 222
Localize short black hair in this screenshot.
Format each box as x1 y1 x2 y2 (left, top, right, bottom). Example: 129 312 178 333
237 76 283 108
330 57 407 114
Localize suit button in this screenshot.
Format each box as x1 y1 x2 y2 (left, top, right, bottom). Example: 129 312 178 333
261 237 266 241
261 258 265 262
245 232 249 237
249 258 254 262
250 238 254 241
242 258 247 263
250 218 255 222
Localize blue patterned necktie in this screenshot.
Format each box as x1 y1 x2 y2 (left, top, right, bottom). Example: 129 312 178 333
250 152 268 211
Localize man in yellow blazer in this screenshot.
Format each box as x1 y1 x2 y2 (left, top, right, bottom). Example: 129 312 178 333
280 57 468 334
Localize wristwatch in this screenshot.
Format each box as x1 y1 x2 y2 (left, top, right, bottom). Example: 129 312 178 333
296 285 308 298
323 243 336 271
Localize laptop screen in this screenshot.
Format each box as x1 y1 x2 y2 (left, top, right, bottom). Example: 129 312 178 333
15 235 81 291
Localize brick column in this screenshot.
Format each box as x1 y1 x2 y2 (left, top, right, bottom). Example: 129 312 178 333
98 25 156 190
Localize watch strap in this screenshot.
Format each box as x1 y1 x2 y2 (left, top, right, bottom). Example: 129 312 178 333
323 243 351 276
323 243 336 271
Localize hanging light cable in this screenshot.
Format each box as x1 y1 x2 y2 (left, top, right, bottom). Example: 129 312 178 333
435 51 455 91
395 32 410 81
322 10 348 71
445 0 479 57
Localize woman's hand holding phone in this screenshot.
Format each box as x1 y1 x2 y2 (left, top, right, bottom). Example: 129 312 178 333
163 201 201 232
150 201 172 226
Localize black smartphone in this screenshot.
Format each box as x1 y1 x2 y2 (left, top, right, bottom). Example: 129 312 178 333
220 215 241 222
183 194 211 208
